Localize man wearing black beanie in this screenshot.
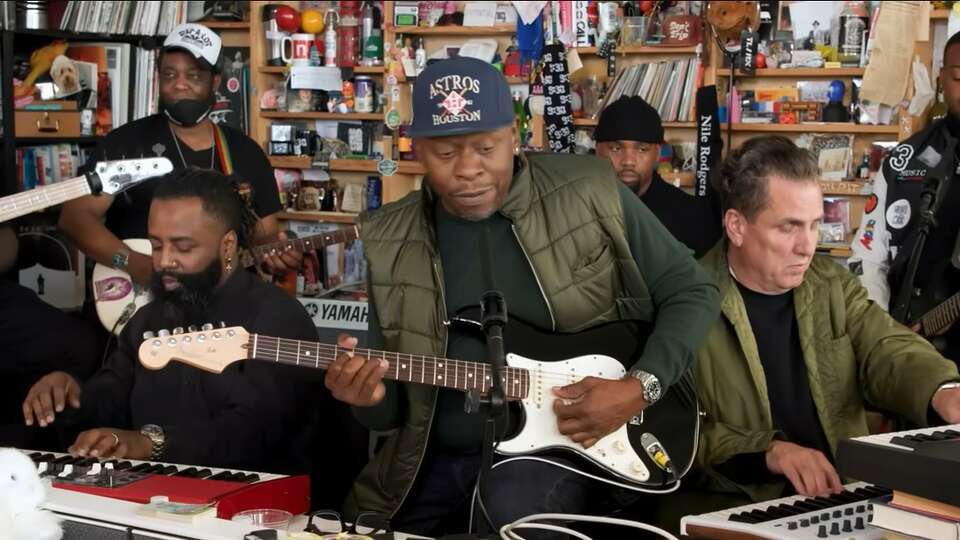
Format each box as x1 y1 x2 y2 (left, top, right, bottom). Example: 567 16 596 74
595 96 722 257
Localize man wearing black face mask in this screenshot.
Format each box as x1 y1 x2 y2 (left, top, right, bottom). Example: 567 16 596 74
60 23 299 288
23 169 319 472
850 31 960 368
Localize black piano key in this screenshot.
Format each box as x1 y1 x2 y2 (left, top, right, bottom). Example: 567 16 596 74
144 464 167 474
860 485 891 498
941 429 960 437
128 463 151 473
53 455 74 464
889 436 920 448
929 431 953 441
159 465 177 475
40 453 56 461
764 505 795 519
174 467 198 477
28 452 43 461
115 461 133 470
795 498 832 511
76 458 97 467
195 468 213 479
239 473 260 483
747 509 776 522
207 471 232 481
728 512 760 524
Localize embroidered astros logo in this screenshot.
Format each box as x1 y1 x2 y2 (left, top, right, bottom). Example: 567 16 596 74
430 75 481 126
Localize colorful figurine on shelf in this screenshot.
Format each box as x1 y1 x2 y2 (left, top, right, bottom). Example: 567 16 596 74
822 80 849 122
342 80 356 112
14 40 68 99
386 38 407 82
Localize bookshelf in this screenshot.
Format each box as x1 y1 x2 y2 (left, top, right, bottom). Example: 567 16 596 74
716 67 866 78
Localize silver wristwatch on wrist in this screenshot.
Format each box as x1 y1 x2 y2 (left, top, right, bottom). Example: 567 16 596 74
140 424 166 460
627 369 663 404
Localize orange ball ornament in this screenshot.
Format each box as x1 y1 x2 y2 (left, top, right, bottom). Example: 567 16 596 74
301 9 325 34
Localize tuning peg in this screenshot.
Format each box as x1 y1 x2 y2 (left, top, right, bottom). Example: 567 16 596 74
142 331 155 340
173 327 184 335
157 329 170 337
219 321 227 328
188 325 197 332
201 323 214 331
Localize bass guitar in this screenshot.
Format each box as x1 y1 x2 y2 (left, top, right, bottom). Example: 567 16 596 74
0 158 173 223
94 225 360 334
137 318 701 489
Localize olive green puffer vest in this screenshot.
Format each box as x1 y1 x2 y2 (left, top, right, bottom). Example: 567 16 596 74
345 153 652 518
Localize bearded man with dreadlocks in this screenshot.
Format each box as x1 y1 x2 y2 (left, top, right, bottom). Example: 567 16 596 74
21 169 319 474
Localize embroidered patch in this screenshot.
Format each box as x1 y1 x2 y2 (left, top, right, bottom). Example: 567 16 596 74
886 199 911 230
888 143 914 172
864 194 879 214
429 75 481 126
859 219 877 250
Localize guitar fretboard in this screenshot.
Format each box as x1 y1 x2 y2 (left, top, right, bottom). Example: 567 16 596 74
921 291 960 336
0 177 91 222
248 334 529 400
241 225 360 266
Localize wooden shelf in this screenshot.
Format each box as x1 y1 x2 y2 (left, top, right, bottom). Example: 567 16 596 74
717 67 865 78
258 66 287 74
662 171 695 187
505 77 528 85
725 123 899 134
276 211 359 223
269 156 426 175
818 180 873 196
199 21 250 29
391 25 516 35
330 159 426 174
260 111 384 121
573 118 696 128
575 45 699 55
269 156 312 169
258 65 384 75
932 8 950 20
16 136 101 145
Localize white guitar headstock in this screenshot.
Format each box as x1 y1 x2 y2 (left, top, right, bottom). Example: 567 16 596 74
94 157 174 196
138 323 250 373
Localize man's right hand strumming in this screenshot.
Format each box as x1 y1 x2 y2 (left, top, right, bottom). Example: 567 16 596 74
324 334 389 407
23 371 82 427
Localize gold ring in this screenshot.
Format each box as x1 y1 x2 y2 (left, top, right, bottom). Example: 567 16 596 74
110 432 120 447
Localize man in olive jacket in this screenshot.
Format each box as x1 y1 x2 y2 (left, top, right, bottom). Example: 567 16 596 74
695 136 960 505
323 57 720 536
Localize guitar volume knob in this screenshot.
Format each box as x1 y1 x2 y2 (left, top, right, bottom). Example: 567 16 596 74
613 440 627 454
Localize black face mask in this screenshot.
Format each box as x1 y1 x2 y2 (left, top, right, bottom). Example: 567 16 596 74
149 257 223 320
160 91 215 127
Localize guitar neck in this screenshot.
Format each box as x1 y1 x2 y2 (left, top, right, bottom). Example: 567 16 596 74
248 333 529 400
0 176 92 223
245 225 361 265
920 291 960 337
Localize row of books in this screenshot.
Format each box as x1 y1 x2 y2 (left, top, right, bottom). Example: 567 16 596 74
15 144 91 192
597 57 701 123
59 0 189 37
133 48 161 121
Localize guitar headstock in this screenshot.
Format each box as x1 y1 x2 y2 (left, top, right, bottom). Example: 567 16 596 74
95 157 174 196
138 324 250 373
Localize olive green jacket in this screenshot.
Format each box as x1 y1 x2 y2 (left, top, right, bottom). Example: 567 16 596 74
695 242 960 502
345 153 720 518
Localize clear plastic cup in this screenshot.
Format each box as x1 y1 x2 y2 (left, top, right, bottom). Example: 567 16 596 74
230 508 293 530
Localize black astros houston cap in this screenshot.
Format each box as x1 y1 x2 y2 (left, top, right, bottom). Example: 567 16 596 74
594 96 665 144
408 56 514 138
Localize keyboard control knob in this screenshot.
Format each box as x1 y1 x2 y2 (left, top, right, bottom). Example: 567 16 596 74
811 516 820 524
630 461 645 473
855 517 865 530
817 525 827 538
830 522 840 535
842 519 852 533
787 521 797 530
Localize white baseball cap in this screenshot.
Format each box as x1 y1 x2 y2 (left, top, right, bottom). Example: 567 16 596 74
162 23 222 70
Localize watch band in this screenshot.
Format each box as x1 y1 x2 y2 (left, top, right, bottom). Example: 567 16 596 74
112 247 131 271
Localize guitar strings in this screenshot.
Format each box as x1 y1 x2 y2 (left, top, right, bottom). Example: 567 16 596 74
247 335 638 385
2 181 90 215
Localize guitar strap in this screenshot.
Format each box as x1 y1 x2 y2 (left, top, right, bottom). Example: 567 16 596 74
212 123 234 175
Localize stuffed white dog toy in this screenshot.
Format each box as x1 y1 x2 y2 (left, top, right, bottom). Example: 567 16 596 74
0 448 62 540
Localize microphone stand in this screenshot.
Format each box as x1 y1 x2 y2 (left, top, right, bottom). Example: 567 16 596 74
891 136 956 323
463 227 508 538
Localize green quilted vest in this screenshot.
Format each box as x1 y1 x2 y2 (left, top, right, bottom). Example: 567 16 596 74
345 152 652 518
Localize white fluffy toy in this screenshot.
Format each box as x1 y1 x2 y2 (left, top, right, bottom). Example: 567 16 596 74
0 448 62 540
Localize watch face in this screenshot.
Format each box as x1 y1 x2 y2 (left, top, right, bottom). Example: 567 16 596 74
141 424 163 439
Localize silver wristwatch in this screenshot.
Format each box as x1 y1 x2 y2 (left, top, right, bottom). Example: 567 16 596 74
628 369 663 404
140 424 166 460
935 381 960 394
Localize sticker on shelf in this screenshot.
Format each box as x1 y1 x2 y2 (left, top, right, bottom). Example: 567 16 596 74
385 109 402 130
378 159 398 176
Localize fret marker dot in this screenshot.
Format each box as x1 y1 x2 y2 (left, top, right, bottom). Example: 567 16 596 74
438 363 443 368
468 373 473 378
402 364 407 369
305 351 311 356
437 376 443 380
